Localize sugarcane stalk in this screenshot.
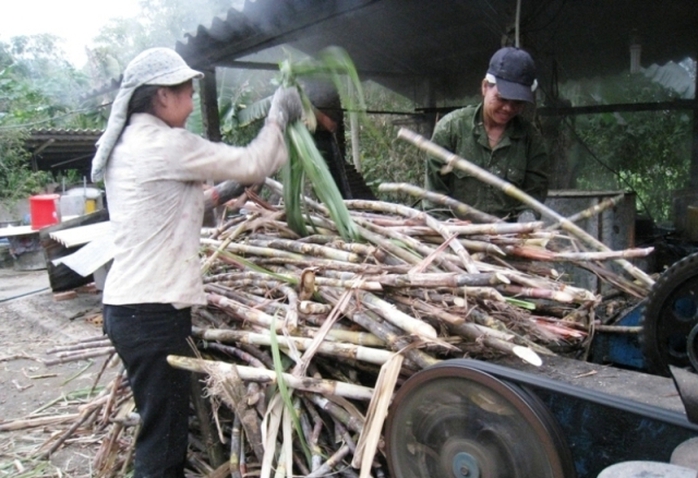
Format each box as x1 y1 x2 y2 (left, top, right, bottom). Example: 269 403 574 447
42 347 115 366
594 325 642 333
353 353 403 474
392 296 548 362
193 328 395 366
207 293 294 332
546 193 626 231
228 414 243 478
299 404 324 472
380 220 543 237
363 271 505 288
87 352 116 397
246 238 361 262
347 199 479 273
305 444 352 478
201 238 306 262
495 284 578 303
205 283 288 317
457 238 507 256
167 356 374 401
565 259 646 298
543 247 654 261
353 221 423 266
120 423 139 475
397 127 654 290
99 372 125 427
38 405 99 462
379 182 501 223
0 414 81 431
46 339 113 354
191 377 227 468
304 394 365 434
93 421 125 473
359 291 438 339
253 256 411 274
293 288 349 378
463 286 507 302
299 300 333 315
321 288 437 370
354 216 464 273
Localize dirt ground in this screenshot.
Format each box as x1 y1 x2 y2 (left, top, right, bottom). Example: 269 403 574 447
0 268 112 477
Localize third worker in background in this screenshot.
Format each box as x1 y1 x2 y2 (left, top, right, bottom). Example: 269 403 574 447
426 47 549 222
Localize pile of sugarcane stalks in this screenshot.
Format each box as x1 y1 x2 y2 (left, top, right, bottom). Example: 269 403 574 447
173 178 650 477
16 178 654 477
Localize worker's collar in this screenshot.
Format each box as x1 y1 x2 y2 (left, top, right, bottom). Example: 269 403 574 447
128 112 171 128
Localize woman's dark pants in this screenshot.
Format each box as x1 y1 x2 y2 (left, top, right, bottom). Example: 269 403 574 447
103 304 192 478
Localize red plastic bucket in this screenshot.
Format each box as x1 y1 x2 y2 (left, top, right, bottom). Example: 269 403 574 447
30 194 60 230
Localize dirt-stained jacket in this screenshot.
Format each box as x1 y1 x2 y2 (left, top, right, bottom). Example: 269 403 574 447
425 104 549 219
103 113 287 309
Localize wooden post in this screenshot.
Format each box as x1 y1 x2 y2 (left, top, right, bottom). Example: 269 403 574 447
198 68 222 227
199 68 221 143
690 58 698 190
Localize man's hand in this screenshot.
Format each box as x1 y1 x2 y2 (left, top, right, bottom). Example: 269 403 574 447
267 86 303 131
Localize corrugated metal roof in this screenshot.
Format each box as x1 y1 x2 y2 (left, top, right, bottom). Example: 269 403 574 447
48 221 110 248
28 128 102 140
25 129 102 177
176 0 698 106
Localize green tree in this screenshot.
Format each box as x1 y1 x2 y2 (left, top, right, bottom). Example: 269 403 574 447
566 73 692 222
0 35 103 130
88 0 237 85
346 81 424 204
0 35 103 200
0 129 52 200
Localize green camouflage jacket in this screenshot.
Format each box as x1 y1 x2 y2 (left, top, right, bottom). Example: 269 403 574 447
425 104 549 219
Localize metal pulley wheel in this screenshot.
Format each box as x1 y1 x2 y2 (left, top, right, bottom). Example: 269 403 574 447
642 252 698 375
384 361 575 478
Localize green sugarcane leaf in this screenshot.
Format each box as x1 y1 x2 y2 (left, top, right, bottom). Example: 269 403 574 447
215 250 298 284
288 122 360 241
505 297 537 310
269 314 313 466
273 47 369 242
281 134 308 237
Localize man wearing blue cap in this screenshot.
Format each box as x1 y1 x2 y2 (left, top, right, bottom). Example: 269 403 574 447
426 47 549 221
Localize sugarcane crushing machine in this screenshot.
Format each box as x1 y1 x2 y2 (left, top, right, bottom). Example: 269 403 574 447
383 252 698 478
384 359 698 478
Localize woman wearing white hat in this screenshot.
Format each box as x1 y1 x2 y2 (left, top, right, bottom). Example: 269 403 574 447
94 47 302 478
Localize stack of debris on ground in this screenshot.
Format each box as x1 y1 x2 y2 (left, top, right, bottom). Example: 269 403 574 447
0 178 653 477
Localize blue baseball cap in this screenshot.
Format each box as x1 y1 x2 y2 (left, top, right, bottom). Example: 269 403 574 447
486 47 538 103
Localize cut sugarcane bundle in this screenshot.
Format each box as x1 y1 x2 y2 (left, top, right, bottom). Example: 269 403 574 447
240 47 365 241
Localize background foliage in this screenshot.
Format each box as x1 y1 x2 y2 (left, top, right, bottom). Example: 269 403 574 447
559 73 692 223
346 81 426 205
0 0 695 226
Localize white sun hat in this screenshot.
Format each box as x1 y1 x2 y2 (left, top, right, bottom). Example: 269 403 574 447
91 48 203 182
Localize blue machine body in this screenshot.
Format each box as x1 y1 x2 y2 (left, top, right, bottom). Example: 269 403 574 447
590 300 648 371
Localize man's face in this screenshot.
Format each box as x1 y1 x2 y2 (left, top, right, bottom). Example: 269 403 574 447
481 82 525 127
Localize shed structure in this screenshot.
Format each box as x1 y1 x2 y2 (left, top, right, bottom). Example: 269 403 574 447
173 0 698 209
